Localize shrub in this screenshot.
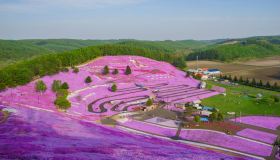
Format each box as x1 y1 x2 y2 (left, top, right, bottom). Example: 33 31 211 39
194 115 201 122
61 68 69 72
56 89 69 98
125 66 132 75
52 80 62 92
273 96 280 103
217 113 224 121
73 67 79 73
85 76 92 84
61 82 69 90
209 112 217 122
55 96 71 110
112 69 119 75
35 80 47 93
146 98 153 106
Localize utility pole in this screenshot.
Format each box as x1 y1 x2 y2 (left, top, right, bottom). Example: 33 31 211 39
196 56 198 70
240 111 242 123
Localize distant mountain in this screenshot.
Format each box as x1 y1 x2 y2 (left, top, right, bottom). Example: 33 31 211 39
187 36 280 61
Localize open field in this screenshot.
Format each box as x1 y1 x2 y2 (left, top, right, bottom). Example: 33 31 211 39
202 81 280 116
187 56 280 83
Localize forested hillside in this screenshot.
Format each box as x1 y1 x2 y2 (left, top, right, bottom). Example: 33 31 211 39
0 44 186 90
187 36 280 61
0 39 211 68
0 39 125 67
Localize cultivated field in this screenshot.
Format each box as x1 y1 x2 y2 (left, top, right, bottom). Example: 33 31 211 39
187 56 280 83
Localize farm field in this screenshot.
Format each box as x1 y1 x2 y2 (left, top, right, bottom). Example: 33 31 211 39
187 56 280 83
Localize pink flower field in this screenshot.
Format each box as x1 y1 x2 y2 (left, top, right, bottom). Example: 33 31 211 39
121 120 273 157
232 116 280 130
237 128 277 144
0 56 220 120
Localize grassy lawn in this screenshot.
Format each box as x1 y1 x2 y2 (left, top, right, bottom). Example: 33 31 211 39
202 81 280 116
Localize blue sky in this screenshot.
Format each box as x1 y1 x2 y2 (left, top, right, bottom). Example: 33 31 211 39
0 0 279 40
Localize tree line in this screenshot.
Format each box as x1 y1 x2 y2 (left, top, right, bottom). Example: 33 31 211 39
221 75 280 92
0 44 186 91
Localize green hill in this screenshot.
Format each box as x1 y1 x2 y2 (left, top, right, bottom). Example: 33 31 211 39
0 39 125 68
0 43 186 90
0 39 212 68
187 36 280 61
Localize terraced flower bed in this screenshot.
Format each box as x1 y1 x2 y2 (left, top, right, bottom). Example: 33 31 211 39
0 56 219 120
121 120 273 157
232 116 280 130
237 128 277 144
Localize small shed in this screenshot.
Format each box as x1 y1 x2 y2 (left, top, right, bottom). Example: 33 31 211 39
200 110 212 117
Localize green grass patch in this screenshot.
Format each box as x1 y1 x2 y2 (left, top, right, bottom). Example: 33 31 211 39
202 81 280 116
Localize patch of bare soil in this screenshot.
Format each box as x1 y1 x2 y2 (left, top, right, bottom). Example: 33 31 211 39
187 57 280 83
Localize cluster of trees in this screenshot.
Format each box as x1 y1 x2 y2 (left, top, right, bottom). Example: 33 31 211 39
186 38 280 62
221 75 280 92
209 112 224 122
102 65 132 75
0 44 186 91
52 80 71 111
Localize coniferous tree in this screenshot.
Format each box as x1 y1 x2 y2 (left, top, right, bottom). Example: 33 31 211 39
239 76 243 83
258 80 263 87
103 65 109 75
85 76 92 84
228 75 232 81
273 82 278 89
112 69 119 75
251 78 256 86
125 65 132 75
233 76 238 82
111 83 117 92
245 78 250 85
265 81 271 88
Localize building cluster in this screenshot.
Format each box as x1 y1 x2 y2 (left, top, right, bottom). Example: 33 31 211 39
187 68 221 80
